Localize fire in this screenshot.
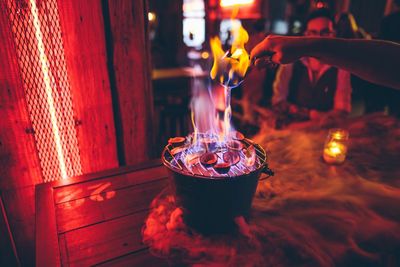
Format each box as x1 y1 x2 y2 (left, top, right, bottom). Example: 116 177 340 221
166 9 257 177
210 23 250 89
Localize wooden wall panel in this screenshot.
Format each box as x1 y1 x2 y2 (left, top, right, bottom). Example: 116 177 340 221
0 3 42 190
107 0 154 164
0 4 43 265
57 0 119 173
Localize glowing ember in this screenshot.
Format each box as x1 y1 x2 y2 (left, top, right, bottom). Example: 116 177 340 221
213 162 231 174
227 140 243 151
223 151 240 165
200 152 218 167
168 137 186 146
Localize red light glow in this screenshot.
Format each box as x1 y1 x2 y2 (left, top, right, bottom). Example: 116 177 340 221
6 0 82 181
30 0 67 178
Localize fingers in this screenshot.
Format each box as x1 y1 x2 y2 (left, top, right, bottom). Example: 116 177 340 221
250 37 270 61
253 57 278 69
250 36 280 68
250 35 276 61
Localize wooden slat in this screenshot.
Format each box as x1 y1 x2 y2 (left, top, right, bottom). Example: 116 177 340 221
53 164 167 204
100 180 168 220
0 194 20 267
1 187 36 265
57 0 118 173
56 194 104 234
56 178 168 233
36 184 61 267
63 210 149 266
58 234 69 267
95 249 168 267
107 0 154 164
51 160 162 188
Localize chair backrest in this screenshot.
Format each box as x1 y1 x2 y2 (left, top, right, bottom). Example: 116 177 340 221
0 192 21 267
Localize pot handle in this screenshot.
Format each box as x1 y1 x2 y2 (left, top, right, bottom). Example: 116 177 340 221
259 165 274 181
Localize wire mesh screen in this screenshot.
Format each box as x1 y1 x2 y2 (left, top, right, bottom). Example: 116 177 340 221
5 0 82 181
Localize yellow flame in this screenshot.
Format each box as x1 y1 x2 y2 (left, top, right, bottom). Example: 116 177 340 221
209 7 250 142
209 18 250 88
210 37 226 80
230 25 249 78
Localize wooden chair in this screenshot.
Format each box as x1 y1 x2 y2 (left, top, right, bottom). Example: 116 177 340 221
0 192 21 266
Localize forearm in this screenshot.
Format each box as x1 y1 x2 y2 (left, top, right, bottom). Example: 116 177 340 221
301 38 400 89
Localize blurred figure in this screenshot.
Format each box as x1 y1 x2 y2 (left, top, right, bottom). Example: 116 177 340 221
240 19 267 125
336 13 371 39
368 0 400 117
336 13 376 116
250 37 400 90
272 9 352 127
380 0 400 42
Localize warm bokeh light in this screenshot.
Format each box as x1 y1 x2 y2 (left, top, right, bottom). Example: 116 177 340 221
220 0 255 8
148 12 156 22
323 129 349 164
201 51 209 59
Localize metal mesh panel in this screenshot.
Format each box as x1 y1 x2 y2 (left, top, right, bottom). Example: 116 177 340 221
5 0 82 181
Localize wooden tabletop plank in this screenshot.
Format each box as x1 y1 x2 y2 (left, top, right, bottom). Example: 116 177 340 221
53 165 167 204
36 184 61 267
50 160 162 188
63 210 149 266
56 195 105 234
95 249 168 267
100 179 169 221
56 178 168 233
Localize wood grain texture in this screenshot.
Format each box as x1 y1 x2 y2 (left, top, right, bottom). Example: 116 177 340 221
0 4 43 265
55 177 168 233
107 0 154 164
57 0 118 174
62 210 149 266
37 164 170 266
0 194 20 267
1 186 36 264
36 184 61 267
96 249 168 267
0 1 42 190
53 164 167 203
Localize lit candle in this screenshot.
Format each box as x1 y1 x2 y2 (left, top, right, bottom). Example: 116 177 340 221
323 129 349 164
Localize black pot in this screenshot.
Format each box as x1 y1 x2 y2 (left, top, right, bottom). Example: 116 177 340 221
161 142 273 234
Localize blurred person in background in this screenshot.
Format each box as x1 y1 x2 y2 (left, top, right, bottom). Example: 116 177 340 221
271 9 352 128
336 13 378 116
240 19 268 125
250 39 400 91
368 0 400 117
336 13 371 39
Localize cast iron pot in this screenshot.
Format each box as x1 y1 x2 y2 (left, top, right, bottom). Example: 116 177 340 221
161 142 273 234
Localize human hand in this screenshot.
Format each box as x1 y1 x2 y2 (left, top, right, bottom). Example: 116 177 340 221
250 35 309 67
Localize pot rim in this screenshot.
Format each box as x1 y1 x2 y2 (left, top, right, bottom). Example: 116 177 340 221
161 139 269 180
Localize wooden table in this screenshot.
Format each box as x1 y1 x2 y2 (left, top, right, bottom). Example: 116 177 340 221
36 114 400 266
36 161 169 266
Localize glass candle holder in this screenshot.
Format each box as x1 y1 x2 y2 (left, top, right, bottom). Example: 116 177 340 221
323 128 349 164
